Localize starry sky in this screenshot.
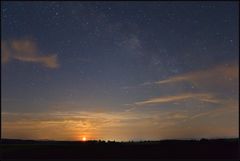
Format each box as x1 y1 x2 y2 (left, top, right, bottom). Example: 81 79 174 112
1 1 239 141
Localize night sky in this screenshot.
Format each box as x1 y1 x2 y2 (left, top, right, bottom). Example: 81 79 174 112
1 2 239 141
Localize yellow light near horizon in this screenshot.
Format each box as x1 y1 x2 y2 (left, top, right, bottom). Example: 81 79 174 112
82 137 86 141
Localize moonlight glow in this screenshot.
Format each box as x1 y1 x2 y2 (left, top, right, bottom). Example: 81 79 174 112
82 137 86 141
1 1 238 141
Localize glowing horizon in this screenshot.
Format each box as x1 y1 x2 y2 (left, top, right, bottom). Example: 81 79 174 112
1 2 239 141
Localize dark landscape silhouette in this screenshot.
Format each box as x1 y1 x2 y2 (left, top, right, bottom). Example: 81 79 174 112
1 138 239 159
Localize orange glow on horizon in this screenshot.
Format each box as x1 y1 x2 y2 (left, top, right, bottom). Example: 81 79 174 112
82 136 87 141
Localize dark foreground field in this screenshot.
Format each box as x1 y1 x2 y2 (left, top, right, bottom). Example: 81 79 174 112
1 138 239 159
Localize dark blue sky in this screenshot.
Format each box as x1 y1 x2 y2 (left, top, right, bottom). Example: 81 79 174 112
1 2 239 141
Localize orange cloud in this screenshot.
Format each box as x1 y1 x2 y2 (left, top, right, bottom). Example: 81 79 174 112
1 109 191 141
11 38 38 54
1 38 59 68
2 104 238 141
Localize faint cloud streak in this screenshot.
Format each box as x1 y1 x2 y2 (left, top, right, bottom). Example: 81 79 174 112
1 38 59 68
135 93 220 106
155 62 239 88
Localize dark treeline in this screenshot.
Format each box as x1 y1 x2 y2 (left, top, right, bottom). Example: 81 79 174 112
1 138 239 159
1 138 238 144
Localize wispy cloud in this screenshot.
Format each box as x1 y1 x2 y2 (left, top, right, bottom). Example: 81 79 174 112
155 62 239 87
124 62 238 90
190 98 238 120
1 38 59 68
1 41 11 64
3 102 238 140
2 110 141 140
124 62 238 107
134 93 220 106
1 109 194 141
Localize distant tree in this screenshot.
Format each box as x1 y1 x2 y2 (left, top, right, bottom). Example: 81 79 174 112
200 138 208 142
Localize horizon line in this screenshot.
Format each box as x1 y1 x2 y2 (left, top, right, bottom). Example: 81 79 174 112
1 137 238 143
